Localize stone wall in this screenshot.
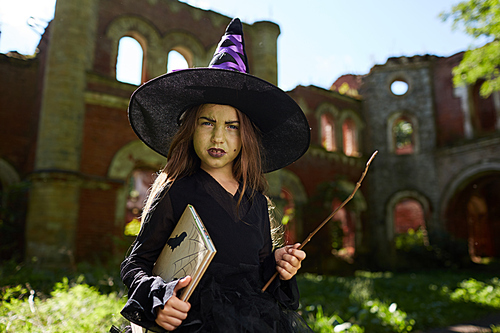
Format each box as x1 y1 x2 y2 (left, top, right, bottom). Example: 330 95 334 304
2 0 499 268
360 56 441 267
17 0 283 265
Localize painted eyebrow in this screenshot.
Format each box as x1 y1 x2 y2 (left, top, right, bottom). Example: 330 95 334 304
199 116 239 124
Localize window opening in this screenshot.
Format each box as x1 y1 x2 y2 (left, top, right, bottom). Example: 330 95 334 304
472 80 497 134
116 37 143 85
320 113 336 151
342 118 358 156
391 80 409 96
393 118 414 155
167 50 189 73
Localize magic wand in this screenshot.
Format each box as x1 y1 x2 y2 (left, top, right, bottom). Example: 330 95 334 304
262 150 378 292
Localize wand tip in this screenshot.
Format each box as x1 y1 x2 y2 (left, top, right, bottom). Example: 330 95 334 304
366 150 378 165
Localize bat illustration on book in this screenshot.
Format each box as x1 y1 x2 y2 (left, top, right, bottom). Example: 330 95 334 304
167 232 187 251
131 205 216 332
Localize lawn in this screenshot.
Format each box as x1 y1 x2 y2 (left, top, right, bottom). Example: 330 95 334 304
1 260 499 332
297 270 500 332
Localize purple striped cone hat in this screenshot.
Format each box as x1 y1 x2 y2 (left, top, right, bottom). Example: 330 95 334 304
128 18 310 173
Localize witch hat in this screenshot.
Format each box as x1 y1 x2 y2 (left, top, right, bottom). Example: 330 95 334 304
128 18 310 173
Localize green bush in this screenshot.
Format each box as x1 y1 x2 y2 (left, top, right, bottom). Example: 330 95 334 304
395 228 426 252
0 277 128 332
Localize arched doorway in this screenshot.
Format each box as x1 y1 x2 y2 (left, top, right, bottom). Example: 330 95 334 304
393 198 429 249
124 168 157 236
387 191 430 242
446 173 500 261
330 198 357 260
394 199 426 233
108 140 166 243
315 179 367 262
265 169 307 247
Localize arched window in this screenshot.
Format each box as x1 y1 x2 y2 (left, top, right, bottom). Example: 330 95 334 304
116 36 144 85
320 113 336 151
167 50 189 73
124 168 157 236
342 118 358 156
393 117 414 155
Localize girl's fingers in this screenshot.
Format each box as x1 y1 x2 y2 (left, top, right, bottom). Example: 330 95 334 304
276 265 293 280
277 259 298 279
156 316 182 331
282 250 305 267
275 243 306 280
155 290 192 331
280 254 299 268
156 306 187 331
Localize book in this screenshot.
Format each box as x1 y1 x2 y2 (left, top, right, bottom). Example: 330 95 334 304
152 204 216 301
131 204 216 333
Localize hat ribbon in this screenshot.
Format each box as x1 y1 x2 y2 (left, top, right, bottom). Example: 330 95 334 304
210 34 247 72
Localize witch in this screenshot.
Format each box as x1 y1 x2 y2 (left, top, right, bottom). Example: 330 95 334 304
120 18 312 332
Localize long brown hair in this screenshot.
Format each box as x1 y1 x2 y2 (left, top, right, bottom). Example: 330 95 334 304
141 104 268 223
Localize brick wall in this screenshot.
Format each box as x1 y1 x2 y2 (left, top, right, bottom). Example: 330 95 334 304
80 103 137 177
0 55 42 175
76 184 123 261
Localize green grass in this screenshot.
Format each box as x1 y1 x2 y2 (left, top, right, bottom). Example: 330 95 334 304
297 270 500 332
1 278 127 332
0 260 129 332
1 261 499 332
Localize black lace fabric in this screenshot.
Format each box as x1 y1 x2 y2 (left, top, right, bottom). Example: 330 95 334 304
173 263 312 333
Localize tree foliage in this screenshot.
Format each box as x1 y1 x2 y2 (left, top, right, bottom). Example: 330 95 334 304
441 0 500 97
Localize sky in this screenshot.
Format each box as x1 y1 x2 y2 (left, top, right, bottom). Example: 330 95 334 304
0 0 489 91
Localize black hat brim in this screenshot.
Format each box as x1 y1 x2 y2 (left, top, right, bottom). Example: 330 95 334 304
128 68 310 173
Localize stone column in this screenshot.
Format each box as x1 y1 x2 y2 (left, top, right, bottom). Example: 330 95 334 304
247 21 280 86
25 0 98 266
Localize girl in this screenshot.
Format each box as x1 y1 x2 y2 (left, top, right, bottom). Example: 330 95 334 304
121 18 312 332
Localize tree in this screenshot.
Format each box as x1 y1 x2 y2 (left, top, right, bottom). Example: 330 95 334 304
441 0 500 97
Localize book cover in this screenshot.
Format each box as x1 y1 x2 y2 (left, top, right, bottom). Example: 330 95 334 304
152 204 216 301
131 204 216 332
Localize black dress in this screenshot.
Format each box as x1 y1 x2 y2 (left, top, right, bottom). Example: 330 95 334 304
120 169 312 332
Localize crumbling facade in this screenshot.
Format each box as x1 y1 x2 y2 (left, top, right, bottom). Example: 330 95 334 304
356 54 500 267
0 0 498 270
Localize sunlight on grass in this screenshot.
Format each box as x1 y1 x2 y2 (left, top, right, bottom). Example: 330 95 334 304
0 277 127 332
1 264 499 333
297 270 500 332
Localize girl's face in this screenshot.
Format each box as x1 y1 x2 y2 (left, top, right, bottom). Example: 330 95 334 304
193 104 242 176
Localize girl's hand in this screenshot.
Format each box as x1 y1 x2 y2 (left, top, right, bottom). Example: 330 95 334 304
155 276 192 331
274 243 306 280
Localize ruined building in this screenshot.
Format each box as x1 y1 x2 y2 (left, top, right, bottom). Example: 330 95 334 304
1 0 498 270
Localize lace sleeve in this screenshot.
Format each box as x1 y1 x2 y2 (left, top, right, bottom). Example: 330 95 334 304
259 195 300 310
